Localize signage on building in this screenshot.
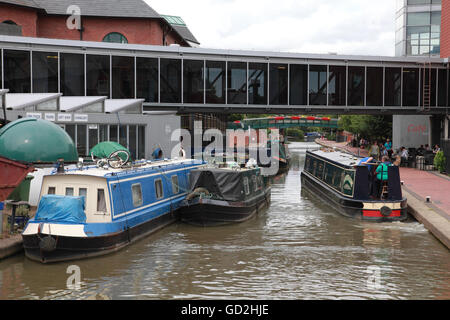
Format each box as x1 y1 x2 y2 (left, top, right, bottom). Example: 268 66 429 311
26 113 42 119
45 113 56 122
58 113 73 122
74 114 88 122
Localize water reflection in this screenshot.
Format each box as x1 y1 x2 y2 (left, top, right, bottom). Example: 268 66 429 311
0 142 449 300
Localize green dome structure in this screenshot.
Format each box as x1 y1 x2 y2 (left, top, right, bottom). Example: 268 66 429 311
0 118 78 163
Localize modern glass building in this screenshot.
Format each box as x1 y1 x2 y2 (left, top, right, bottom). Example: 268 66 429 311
396 0 442 57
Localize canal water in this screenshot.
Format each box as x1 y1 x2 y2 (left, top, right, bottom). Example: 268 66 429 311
0 142 449 300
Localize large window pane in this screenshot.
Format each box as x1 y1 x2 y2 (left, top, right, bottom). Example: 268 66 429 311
205 61 225 104
119 125 128 148
183 59 204 104
348 67 365 106
112 56 134 99
420 68 436 107
99 124 108 142
110 125 118 143
65 124 76 144
136 57 158 103
160 59 181 103
385 68 401 106
289 64 307 105
269 64 288 105
138 125 146 159
88 124 98 153
227 62 247 104
32 51 58 93
248 63 267 105
309 65 327 105
86 55 110 97
328 66 346 106
366 67 383 106
60 53 85 96
407 12 430 26
77 124 87 156
129 125 137 160
438 69 447 107
403 68 419 107
4 50 31 93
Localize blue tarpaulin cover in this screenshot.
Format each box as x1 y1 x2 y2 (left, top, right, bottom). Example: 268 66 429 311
35 195 86 223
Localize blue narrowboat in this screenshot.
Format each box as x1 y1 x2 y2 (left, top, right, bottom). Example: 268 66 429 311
22 159 205 263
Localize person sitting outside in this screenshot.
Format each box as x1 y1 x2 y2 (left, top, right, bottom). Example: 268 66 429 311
433 144 441 154
373 156 391 199
369 141 380 161
417 145 425 156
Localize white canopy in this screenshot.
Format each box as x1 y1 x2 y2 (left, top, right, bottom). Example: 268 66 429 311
60 96 106 113
105 99 144 114
5 93 61 111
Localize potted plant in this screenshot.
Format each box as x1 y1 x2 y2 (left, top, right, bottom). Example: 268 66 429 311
434 151 447 174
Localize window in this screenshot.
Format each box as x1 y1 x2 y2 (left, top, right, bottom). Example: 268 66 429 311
403 68 419 107
97 189 107 212
79 188 87 203
77 124 87 156
328 66 346 106
48 187 56 195
366 67 383 106
309 65 327 105
60 53 85 96
136 57 158 102
205 61 226 104
348 67 365 106
183 60 204 103
66 188 74 196
248 63 268 105
290 64 308 105
252 175 258 192
227 62 247 104
132 184 143 207
4 50 31 93
269 64 288 105
385 68 402 106
155 179 164 199
32 51 58 93
243 177 250 195
112 56 135 99
160 59 181 103
103 32 128 44
172 176 180 194
86 55 110 97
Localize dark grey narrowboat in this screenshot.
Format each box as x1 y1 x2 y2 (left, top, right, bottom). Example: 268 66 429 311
301 150 408 222
180 166 271 227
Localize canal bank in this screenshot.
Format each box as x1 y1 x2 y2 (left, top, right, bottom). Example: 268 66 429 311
315 139 450 250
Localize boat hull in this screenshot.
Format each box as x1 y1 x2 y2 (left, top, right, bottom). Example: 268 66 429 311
22 211 178 263
181 189 271 227
301 171 408 222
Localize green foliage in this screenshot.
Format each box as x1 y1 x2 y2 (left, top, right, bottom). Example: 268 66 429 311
286 128 305 141
434 151 447 173
338 115 392 141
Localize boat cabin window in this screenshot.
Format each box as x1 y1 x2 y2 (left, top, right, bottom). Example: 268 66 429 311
252 175 258 192
79 188 87 203
132 184 143 207
66 187 74 196
48 187 56 195
171 175 180 194
97 189 107 213
155 179 164 200
244 177 250 195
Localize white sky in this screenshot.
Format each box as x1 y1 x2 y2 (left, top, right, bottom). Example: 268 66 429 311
146 0 396 56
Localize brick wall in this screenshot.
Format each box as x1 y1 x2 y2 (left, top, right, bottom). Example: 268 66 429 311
441 0 450 58
0 4 38 37
37 16 182 45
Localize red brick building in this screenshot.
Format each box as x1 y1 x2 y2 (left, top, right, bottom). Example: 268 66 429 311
0 0 199 47
441 0 450 58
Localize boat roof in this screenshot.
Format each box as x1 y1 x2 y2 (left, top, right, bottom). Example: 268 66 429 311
308 149 363 168
47 158 204 179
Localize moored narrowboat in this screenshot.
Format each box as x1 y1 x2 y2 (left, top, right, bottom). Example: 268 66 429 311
301 150 408 222
180 164 271 227
22 158 205 263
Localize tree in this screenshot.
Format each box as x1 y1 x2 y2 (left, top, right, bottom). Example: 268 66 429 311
338 115 392 141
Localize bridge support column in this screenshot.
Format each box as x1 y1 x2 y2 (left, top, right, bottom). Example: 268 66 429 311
393 115 430 150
